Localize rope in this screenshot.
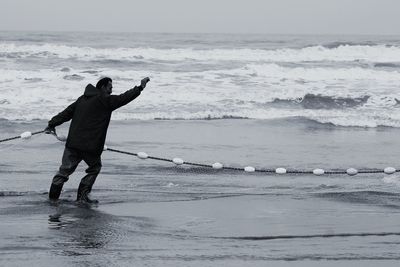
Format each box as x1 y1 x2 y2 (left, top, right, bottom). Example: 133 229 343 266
148 156 174 163
0 130 44 143
106 148 137 157
182 161 213 168
106 147 399 175
1 130 399 176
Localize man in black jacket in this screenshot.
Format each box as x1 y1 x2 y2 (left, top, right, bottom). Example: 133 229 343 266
45 77 150 203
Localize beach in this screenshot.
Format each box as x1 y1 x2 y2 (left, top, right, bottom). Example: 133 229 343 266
1 119 400 266
1 31 400 266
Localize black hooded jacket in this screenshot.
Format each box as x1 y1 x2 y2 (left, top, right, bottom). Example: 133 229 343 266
48 84 142 155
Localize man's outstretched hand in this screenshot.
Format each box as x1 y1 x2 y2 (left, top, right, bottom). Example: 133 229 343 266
140 77 150 89
44 126 56 135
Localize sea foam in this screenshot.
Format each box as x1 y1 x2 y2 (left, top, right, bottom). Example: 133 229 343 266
1 43 400 63
1 35 400 127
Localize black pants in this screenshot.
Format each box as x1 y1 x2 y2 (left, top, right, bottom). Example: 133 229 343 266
52 147 102 190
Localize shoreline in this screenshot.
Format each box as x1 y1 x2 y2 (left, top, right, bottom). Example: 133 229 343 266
1 118 400 266
3 116 400 129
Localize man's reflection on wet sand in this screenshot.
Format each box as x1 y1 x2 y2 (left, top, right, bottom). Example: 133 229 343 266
48 202 117 251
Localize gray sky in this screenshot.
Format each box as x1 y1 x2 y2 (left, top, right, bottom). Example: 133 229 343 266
1 0 400 35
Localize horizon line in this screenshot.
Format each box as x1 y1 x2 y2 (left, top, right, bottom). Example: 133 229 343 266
0 29 400 37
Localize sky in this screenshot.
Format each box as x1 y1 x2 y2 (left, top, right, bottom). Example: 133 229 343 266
1 0 399 35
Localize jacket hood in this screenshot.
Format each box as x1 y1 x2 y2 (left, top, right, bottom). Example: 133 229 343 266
84 84 100 97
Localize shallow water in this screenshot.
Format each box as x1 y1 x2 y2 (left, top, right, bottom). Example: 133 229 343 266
1 119 400 266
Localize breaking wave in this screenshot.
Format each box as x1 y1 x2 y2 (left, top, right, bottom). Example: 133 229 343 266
1 35 400 128
374 62 400 68
2 43 400 63
320 41 380 49
271 94 370 109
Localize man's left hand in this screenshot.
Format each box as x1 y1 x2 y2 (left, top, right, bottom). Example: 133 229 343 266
140 77 150 89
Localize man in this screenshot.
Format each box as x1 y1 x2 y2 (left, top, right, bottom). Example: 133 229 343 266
45 77 150 203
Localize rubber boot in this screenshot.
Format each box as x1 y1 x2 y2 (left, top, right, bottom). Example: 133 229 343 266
49 183 63 200
76 183 98 204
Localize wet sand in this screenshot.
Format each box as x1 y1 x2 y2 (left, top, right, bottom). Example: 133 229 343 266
1 119 400 266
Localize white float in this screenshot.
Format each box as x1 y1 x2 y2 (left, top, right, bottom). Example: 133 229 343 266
346 168 358 176
103 145 108 151
20 131 32 139
384 167 396 174
275 168 287 174
137 152 148 159
313 169 325 175
173 158 184 165
212 162 223 169
57 134 67 142
244 166 255 172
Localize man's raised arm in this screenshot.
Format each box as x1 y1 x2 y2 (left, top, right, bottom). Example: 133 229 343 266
106 77 150 111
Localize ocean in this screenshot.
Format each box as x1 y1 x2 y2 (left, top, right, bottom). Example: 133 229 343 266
1 31 400 266
1 31 400 126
